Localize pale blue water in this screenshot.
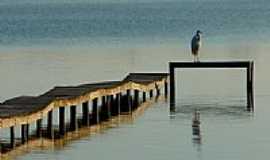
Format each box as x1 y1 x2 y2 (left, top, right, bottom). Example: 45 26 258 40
0 0 270 47
0 0 270 159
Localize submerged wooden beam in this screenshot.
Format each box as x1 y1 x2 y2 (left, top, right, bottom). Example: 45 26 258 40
169 61 254 111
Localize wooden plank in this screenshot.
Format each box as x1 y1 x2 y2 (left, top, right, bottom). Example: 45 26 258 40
170 61 251 68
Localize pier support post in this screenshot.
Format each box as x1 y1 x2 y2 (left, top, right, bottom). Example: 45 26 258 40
21 124 26 144
101 96 108 121
36 119 42 137
164 80 168 97
107 95 112 119
47 110 54 139
156 87 160 97
116 93 121 115
134 90 139 109
91 98 99 124
247 62 254 111
127 89 132 113
149 90 153 99
70 105 77 131
143 92 146 102
155 83 160 97
111 95 118 116
59 107 65 136
82 101 89 126
169 63 175 111
26 124 29 142
10 126 15 148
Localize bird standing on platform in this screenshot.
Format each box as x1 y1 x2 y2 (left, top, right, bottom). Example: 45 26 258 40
191 30 202 62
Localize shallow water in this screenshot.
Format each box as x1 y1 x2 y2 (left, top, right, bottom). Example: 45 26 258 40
0 0 270 159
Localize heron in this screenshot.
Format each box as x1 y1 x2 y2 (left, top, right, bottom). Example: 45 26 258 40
191 30 202 62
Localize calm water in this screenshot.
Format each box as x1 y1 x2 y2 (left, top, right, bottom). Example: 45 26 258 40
0 0 270 159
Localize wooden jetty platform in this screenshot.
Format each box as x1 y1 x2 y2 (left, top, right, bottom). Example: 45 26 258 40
169 61 254 111
0 73 169 153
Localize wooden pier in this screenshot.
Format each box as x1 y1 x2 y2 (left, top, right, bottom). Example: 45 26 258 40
0 61 255 156
169 61 254 111
0 73 168 153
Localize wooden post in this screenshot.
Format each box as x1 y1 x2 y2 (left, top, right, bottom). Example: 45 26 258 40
134 90 139 108
155 83 160 97
47 110 54 139
143 92 146 102
101 96 107 121
127 90 132 113
250 62 254 110
0 140 1 154
116 93 121 115
82 101 90 126
247 62 254 111
21 124 26 144
110 95 116 116
36 119 42 138
107 95 112 119
70 105 77 131
156 89 160 97
10 126 15 148
59 106 65 136
92 98 99 124
149 90 153 99
164 80 168 97
169 63 175 111
26 124 29 142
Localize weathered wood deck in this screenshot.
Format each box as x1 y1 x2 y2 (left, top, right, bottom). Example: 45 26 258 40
0 73 168 129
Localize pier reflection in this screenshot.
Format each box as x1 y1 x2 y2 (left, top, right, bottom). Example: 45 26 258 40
0 97 164 160
192 110 202 153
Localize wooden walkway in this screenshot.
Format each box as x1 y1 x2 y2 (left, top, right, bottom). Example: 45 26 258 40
169 61 254 111
0 73 169 152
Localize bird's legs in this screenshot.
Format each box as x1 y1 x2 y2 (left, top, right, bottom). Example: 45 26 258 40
193 55 200 63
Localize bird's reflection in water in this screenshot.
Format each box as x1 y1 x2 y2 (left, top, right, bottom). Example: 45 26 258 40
192 110 202 152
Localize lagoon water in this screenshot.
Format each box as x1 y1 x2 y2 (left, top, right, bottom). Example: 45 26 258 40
0 0 270 159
